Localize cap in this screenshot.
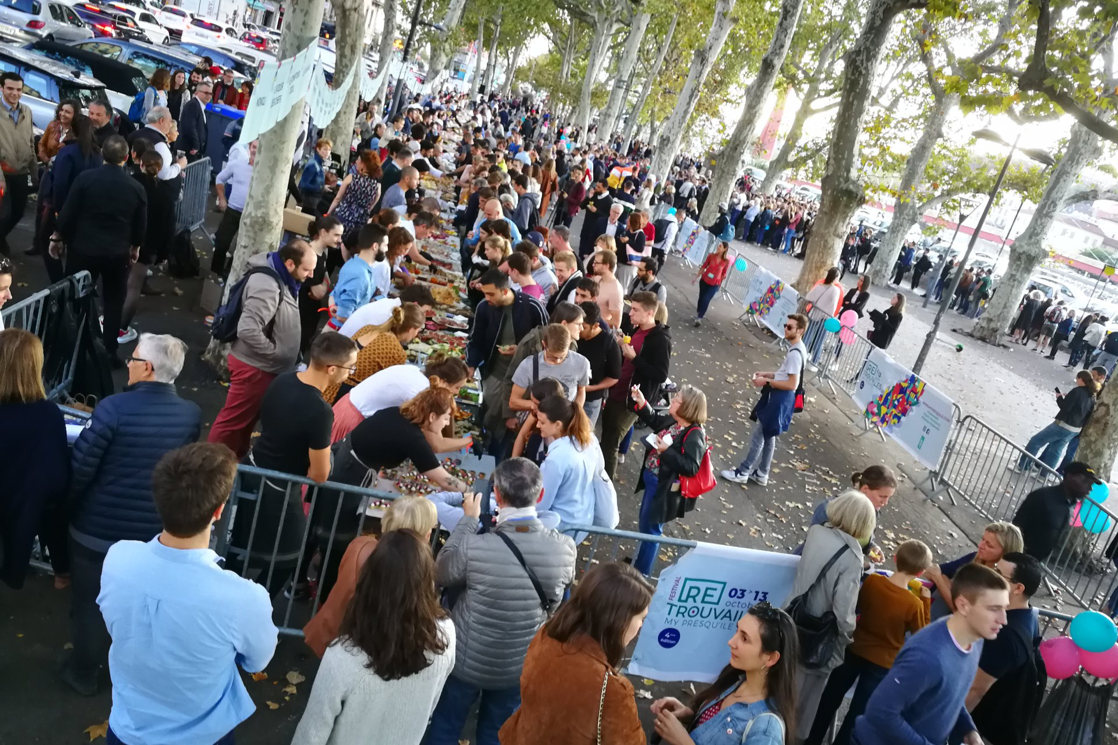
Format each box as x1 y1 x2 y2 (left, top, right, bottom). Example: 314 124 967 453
1065 462 1104 484
525 231 544 247
718 202 728 211
407 140 421 153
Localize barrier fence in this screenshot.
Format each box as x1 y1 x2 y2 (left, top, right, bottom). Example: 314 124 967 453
716 242 1118 611
1 271 92 401
175 157 213 237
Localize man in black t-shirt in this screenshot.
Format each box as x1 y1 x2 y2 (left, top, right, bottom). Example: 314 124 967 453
577 302 622 427
967 553 1043 745
1012 462 1097 561
232 333 357 592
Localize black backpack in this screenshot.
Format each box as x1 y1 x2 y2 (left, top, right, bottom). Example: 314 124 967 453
210 267 284 343
525 201 540 231
970 619 1046 745
166 230 199 279
653 218 672 242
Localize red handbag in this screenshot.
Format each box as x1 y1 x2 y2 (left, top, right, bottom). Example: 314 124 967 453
679 427 716 499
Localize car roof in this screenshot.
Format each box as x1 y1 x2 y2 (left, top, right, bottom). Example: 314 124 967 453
0 42 103 85
30 39 145 91
103 38 202 66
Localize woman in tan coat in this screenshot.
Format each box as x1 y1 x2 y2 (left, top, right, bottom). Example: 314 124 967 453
500 562 652 745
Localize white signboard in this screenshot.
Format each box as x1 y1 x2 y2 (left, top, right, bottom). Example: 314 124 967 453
741 266 800 336
629 543 800 682
852 346 954 470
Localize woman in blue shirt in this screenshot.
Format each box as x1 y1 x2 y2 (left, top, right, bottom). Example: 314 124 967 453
650 602 798 745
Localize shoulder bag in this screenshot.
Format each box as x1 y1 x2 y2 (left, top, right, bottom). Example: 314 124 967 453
494 530 553 614
786 543 853 669
678 426 716 499
596 669 610 745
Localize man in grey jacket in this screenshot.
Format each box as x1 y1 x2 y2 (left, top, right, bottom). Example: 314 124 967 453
427 458 576 745
207 241 314 458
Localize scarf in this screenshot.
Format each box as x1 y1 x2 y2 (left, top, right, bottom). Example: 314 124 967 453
267 251 301 298
496 505 538 524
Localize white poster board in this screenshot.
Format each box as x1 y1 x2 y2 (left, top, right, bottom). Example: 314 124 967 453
741 267 800 336
629 543 800 682
852 346 954 470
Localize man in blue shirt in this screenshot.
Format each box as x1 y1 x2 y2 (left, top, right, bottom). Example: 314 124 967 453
98 442 277 745
853 563 1009 745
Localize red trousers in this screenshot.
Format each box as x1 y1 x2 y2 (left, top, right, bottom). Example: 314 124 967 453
207 354 277 458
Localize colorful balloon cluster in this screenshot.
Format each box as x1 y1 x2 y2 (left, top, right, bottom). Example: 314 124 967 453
1040 610 1118 679
1071 483 1112 534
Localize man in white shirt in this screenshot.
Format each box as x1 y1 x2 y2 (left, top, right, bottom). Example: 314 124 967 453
654 208 685 259
603 203 624 240
211 140 256 275
337 284 435 337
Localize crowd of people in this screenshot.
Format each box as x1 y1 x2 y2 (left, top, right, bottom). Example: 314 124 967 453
0 83 1098 745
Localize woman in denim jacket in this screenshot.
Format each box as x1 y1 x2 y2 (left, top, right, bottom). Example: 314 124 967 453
650 603 798 745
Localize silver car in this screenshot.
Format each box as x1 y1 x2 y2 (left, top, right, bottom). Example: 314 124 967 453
0 0 91 42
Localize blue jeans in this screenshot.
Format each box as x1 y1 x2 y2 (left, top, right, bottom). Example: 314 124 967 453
697 280 720 319
583 397 603 427
425 673 521 745
1019 422 1078 470
736 421 776 483
619 425 634 455
109 727 234 745
783 227 795 253
1060 434 1081 473
805 651 888 745
805 319 827 364
634 470 662 576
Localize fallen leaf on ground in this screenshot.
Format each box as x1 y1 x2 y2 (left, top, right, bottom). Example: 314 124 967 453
266 701 280 710
283 684 298 695
250 672 268 681
84 721 108 741
286 671 306 685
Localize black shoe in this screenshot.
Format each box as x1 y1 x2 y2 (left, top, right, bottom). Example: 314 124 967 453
60 661 99 697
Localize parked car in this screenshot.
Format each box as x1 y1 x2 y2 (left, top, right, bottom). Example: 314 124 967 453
170 39 253 77
0 15 39 43
28 36 142 111
238 29 268 50
156 3 188 39
71 37 203 78
104 2 166 44
791 184 822 203
0 42 109 129
743 165 766 183
1031 274 1083 310
180 15 235 46
70 2 148 41
0 0 91 42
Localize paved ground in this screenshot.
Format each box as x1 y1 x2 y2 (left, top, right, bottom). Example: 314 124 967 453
0 201 1102 742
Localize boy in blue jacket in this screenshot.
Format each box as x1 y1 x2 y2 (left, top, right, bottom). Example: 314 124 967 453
853 563 1010 745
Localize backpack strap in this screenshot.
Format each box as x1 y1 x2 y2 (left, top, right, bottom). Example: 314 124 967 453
495 529 552 614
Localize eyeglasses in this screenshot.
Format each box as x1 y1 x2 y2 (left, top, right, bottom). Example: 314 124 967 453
127 356 153 370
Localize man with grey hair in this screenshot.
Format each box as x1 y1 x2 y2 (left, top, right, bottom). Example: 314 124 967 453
131 105 187 181
62 331 201 696
178 81 210 161
429 457 576 745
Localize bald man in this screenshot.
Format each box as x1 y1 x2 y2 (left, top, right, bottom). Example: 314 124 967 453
466 197 522 247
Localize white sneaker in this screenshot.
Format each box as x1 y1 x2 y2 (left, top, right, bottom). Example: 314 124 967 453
748 474 769 486
118 327 138 344
721 469 749 484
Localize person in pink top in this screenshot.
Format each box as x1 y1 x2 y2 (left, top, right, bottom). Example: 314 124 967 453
506 251 544 300
693 240 731 326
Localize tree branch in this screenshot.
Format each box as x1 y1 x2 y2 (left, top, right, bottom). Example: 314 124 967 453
965 0 1022 67
1061 184 1118 209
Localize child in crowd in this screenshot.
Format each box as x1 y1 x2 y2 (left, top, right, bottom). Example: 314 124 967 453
806 539 933 745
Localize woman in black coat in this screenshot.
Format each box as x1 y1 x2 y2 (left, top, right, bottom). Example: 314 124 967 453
868 292 905 350
629 384 708 576
1011 289 1043 342
841 274 871 317
0 329 70 589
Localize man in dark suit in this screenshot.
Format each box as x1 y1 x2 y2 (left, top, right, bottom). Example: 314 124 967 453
178 81 211 162
53 135 147 362
578 177 612 257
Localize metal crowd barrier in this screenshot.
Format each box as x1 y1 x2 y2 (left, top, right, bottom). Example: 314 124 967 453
1 271 92 401
174 157 213 237
217 464 698 637
719 246 759 305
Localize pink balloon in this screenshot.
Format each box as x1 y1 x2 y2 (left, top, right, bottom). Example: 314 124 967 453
1041 637 1082 679
838 311 858 345
1081 645 1118 679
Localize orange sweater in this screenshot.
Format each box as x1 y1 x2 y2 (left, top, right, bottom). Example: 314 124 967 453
848 573 931 669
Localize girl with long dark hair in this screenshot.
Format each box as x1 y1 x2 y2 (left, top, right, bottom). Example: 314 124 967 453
651 602 799 744
291 530 454 744
867 293 904 350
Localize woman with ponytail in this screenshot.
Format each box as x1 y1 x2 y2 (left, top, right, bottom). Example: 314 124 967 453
628 384 708 576
299 215 345 352
322 303 425 404
537 394 608 530
651 602 798 745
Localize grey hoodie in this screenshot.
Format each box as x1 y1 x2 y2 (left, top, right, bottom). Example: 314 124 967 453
511 190 541 233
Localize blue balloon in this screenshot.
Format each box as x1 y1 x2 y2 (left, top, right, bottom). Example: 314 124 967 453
667 208 677 216
1071 610 1118 653
1081 500 1113 534
1092 482 1110 504
735 257 748 272
824 317 842 333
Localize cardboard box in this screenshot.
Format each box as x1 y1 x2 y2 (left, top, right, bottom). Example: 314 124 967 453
199 276 224 314
283 208 313 237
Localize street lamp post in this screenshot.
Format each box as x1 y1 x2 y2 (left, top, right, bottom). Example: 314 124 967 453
992 197 1026 271
923 199 980 309
389 0 445 118
912 130 1055 375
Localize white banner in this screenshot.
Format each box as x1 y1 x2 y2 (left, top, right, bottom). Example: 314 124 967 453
742 266 800 336
852 346 955 470
629 543 800 682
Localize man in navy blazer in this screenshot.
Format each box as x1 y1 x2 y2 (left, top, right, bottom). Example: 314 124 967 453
178 82 211 161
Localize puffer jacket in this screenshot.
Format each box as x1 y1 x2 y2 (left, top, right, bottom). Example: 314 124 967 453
436 514 576 689
69 382 201 552
785 523 863 672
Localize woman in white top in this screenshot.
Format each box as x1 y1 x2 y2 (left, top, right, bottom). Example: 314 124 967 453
537 396 617 533
804 267 842 364
292 530 456 745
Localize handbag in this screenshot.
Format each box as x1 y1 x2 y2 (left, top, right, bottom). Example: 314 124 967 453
793 349 806 413
786 543 853 669
596 670 610 745
678 427 716 499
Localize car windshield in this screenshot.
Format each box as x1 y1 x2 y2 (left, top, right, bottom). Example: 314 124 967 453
0 0 41 13
58 83 101 106
164 6 186 15
193 19 220 30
